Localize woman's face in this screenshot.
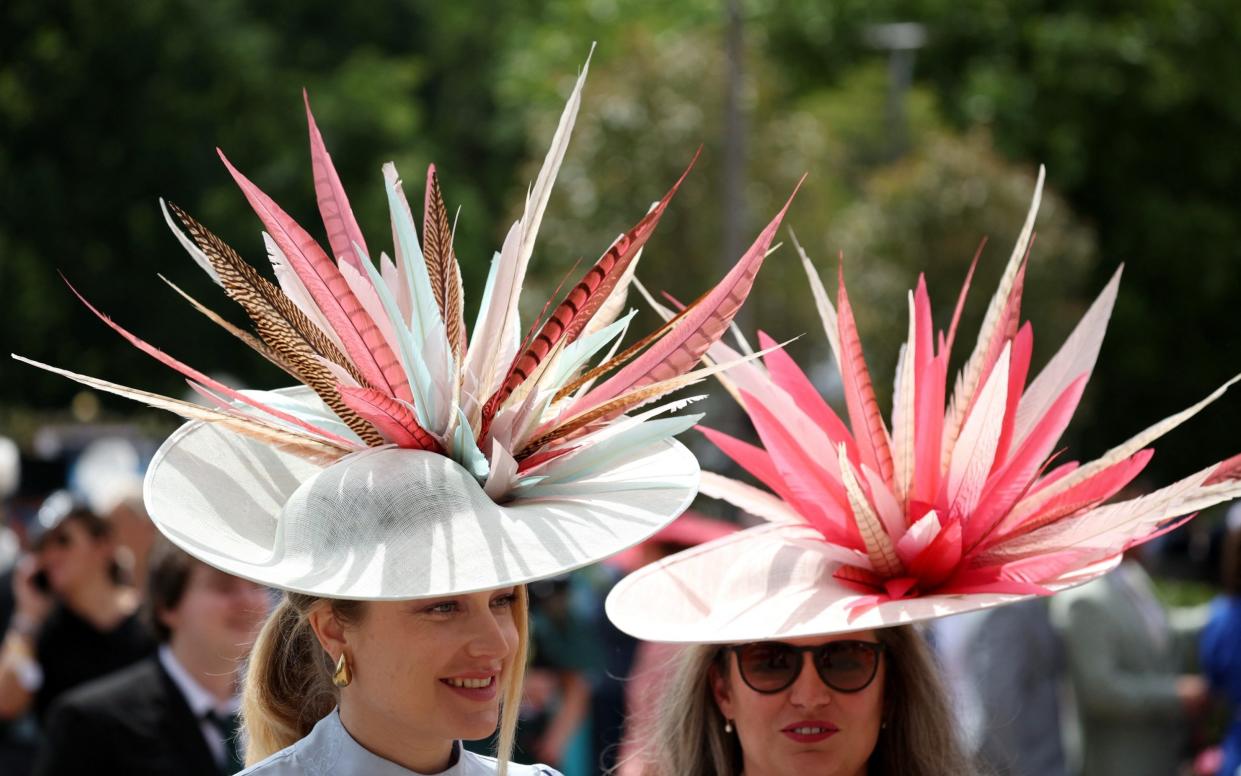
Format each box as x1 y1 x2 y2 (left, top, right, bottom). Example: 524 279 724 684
37 519 111 597
711 631 886 776
335 587 521 746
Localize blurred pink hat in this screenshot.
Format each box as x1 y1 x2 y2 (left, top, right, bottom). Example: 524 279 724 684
608 169 1241 643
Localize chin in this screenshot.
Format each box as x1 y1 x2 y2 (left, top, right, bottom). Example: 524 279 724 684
457 711 501 742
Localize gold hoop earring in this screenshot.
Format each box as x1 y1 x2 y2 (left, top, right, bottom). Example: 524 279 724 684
333 653 352 688
724 720 734 734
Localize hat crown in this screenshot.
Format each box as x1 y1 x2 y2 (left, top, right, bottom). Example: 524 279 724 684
275 448 492 585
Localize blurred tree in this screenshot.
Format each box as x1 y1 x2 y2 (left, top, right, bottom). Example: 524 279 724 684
763 0 1241 480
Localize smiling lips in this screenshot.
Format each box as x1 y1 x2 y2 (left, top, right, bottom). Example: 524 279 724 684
440 674 499 701
781 721 838 744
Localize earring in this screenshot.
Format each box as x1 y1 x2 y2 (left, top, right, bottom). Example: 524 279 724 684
724 720 733 734
333 653 352 688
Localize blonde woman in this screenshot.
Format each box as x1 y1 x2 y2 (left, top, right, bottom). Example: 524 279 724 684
19 52 802 774
608 170 1241 775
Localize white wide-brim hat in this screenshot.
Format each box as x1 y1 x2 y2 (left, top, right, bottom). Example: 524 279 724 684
605 521 1119 644
146 416 698 600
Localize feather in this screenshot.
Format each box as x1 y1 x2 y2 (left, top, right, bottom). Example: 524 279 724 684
218 150 412 402
757 331 856 456
303 91 368 273
485 151 699 419
581 245 643 342
166 205 381 444
835 265 895 486
943 167 1043 461
156 273 296 377
1022 372 1241 513
63 277 362 448
463 51 592 427
483 440 520 500
12 356 352 464
697 471 805 525
1013 267 1122 447
160 199 221 286
993 449 1153 541
943 241 984 358
735 392 858 546
337 386 442 452
964 374 1089 551
571 179 803 416
839 444 903 577
945 344 1010 521
790 230 843 362
422 165 467 358
891 293 918 504
698 425 829 520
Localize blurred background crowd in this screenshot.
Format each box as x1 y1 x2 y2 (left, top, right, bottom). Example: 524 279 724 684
2 1 1240 774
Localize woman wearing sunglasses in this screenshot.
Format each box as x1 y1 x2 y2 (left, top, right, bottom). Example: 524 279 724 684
18 51 803 775
608 171 1241 775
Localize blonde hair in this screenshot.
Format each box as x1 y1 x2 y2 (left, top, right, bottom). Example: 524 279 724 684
636 625 974 776
241 587 530 774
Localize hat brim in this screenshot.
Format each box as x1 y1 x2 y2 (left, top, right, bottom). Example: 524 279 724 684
145 417 699 600
605 521 1120 643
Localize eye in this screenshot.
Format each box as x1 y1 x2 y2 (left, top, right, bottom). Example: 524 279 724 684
424 600 459 615
490 593 517 609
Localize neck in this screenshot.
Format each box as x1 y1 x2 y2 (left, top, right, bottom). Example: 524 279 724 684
64 575 131 630
339 698 455 773
167 636 240 704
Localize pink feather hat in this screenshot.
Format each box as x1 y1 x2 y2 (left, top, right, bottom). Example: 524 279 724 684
15 55 804 600
606 168 1241 642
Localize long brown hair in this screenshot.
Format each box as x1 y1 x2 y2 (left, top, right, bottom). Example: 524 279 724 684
240 587 530 774
634 625 974 776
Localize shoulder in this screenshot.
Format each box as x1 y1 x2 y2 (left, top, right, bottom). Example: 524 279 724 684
48 657 162 717
461 749 563 775
236 745 304 776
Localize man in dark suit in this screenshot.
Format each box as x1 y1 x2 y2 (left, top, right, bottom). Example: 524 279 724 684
34 540 270 775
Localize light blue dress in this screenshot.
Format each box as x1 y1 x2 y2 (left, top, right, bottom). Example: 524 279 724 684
238 709 561 776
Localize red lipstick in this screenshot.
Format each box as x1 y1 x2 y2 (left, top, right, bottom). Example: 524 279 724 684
781 720 838 744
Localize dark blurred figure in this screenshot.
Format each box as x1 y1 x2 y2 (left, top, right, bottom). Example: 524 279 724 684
1052 550 1210 776
1201 505 1241 776
935 599 1070 776
35 539 269 775
0 491 154 723
518 576 593 772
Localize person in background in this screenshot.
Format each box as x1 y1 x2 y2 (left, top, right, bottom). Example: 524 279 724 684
0 491 154 723
35 539 270 775
934 598 1070 776
1051 548 1210 776
1201 505 1241 776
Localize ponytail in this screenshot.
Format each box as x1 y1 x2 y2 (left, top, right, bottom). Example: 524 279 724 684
240 593 362 764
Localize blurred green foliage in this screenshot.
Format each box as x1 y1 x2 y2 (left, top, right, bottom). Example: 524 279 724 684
1 0 1237 493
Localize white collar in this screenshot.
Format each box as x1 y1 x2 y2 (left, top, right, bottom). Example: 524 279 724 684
158 644 240 718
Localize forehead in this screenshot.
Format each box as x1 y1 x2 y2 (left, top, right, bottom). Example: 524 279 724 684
780 630 879 647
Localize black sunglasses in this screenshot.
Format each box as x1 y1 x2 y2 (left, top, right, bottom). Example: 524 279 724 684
724 640 886 694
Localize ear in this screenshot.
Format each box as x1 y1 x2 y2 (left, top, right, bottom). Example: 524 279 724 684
306 601 349 660
709 655 736 721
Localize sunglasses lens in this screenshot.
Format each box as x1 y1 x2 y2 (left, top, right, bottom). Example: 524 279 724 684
817 641 879 692
736 643 799 692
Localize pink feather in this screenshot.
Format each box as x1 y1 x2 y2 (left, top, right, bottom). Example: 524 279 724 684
569 179 804 417
963 374 1089 551
756 331 858 458
738 390 861 548
65 279 360 448
218 150 411 402
337 386 442 452
991 322 1033 472
304 92 369 273
835 266 894 486
911 352 947 507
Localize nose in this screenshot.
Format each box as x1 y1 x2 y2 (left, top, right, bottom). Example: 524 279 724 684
465 605 513 661
787 652 833 708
